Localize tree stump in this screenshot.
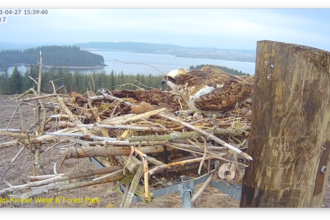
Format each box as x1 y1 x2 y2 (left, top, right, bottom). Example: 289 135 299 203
240 40 330 207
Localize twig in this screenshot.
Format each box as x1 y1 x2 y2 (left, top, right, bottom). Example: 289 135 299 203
57 97 91 136
120 164 144 208
24 140 68 172
106 108 167 125
89 73 96 93
0 140 18 149
128 128 248 143
191 174 213 202
90 94 134 106
0 129 22 132
159 114 253 161
79 123 168 133
148 156 214 176
14 96 25 131
64 145 171 159
28 76 38 86
113 59 165 76
5 105 21 130
143 159 149 202
20 94 69 102
2 167 124 198
198 137 207 175
1 146 25 181
45 132 117 141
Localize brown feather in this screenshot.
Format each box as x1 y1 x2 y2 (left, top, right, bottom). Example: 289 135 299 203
165 66 254 115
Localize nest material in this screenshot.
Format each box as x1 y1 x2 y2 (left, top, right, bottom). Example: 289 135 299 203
0 87 252 206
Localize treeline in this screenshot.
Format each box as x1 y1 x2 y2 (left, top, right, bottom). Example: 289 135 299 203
0 45 105 70
189 64 250 76
0 66 164 95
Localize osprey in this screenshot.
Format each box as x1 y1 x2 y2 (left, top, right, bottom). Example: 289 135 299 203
162 66 254 117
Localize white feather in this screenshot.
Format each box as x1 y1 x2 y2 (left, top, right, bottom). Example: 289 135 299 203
190 86 215 100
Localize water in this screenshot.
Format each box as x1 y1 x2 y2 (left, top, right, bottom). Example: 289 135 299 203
4 50 256 75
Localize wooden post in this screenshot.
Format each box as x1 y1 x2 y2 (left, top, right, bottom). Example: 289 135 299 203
240 40 330 207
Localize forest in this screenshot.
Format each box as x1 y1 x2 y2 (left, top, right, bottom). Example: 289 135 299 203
0 64 250 95
0 45 105 70
0 65 164 95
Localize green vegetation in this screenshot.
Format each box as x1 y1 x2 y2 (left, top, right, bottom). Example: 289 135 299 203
189 64 250 76
0 65 163 95
0 45 105 70
0 64 250 95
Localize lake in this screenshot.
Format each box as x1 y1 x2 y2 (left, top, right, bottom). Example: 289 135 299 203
5 50 256 75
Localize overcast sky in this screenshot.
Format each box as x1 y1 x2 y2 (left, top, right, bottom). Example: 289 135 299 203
2 7 330 51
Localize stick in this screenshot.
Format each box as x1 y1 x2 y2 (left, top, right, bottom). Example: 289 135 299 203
1 146 25 181
89 94 134 106
1 166 123 196
79 123 168 133
7 170 125 199
0 131 28 139
0 140 18 149
148 157 214 176
198 137 207 175
159 114 253 161
113 59 165 76
57 97 90 137
143 159 149 202
81 140 167 147
45 132 117 141
191 174 213 202
64 145 173 159
24 140 69 172
120 164 144 208
128 128 248 143
105 108 167 125
133 147 150 202
28 76 38 86
20 94 69 102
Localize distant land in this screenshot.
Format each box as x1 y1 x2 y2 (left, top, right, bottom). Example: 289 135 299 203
0 45 106 70
74 42 256 62
0 41 256 63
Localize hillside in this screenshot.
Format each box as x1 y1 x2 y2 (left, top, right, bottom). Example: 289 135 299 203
0 45 106 70
75 42 256 62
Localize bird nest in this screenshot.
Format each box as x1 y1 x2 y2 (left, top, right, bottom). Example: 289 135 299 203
0 87 252 207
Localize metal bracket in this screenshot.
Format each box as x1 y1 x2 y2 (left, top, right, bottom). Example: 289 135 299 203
89 157 243 207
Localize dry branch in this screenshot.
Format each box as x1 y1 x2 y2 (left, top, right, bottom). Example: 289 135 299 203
90 94 134 106
120 164 143 208
0 140 18 149
148 157 214 176
160 114 253 161
20 94 68 102
79 123 168 133
105 108 166 125
12 170 125 199
64 145 174 159
1 166 122 197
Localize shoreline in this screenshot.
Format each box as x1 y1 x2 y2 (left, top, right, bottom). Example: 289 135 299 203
1 64 108 71
43 65 108 70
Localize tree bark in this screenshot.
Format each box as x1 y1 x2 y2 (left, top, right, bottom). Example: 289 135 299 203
240 40 330 207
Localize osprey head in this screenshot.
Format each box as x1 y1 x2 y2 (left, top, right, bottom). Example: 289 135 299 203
162 68 188 90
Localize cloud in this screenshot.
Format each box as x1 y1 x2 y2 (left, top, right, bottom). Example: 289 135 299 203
2 9 330 50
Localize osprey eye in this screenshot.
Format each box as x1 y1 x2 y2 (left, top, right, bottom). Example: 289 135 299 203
166 76 169 80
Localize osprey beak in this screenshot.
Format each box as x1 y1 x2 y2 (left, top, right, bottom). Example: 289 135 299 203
161 79 167 85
